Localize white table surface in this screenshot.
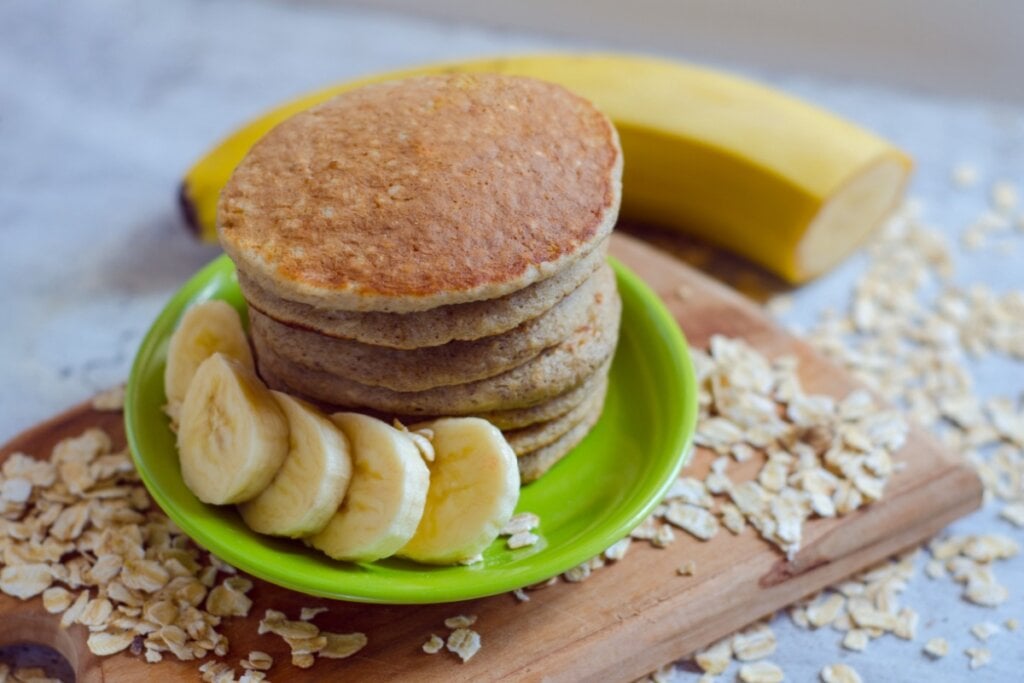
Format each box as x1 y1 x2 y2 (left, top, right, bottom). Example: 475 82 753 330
1 1 1021 680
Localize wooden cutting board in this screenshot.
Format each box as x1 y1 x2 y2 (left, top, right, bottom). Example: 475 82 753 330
0 234 982 682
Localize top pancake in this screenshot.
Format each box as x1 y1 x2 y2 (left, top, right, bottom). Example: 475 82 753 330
218 73 623 313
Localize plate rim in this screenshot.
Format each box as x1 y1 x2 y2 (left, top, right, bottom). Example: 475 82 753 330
124 253 698 604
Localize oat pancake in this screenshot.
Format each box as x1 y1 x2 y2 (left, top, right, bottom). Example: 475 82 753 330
505 378 608 455
478 362 609 429
238 242 607 348
255 282 621 415
390 359 611 431
518 389 606 483
219 74 622 313
250 264 614 392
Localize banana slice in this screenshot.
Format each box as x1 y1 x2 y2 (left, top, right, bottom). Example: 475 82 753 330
177 353 288 505
399 418 520 565
238 393 352 537
165 300 254 406
307 413 429 563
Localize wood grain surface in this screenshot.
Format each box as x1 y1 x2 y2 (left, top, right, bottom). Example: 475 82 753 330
0 233 982 682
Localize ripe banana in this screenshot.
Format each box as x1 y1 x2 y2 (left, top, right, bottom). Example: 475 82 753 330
164 300 254 407
180 53 911 283
307 413 430 563
238 392 353 537
177 353 289 505
399 418 519 565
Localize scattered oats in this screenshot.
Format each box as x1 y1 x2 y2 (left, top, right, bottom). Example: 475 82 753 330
738 661 784 683
512 588 529 602
87 630 134 656
999 502 1024 527
694 637 732 675
241 651 273 671
459 554 483 566
91 385 125 411
444 614 477 630
676 559 697 576
0 564 52 600
206 582 253 617
259 613 319 639
121 559 170 593
720 503 747 534
789 605 809 629
966 646 991 670
821 663 862 683
842 629 869 652
41 586 72 614
894 607 918 640
300 606 328 621
732 623 776 661
500 512 540 536
423 634 445 654
238 672 267 683
79 597 113 627
665 477 713 507
1 477 32 504
651 524 675 548
806 593 845 628
848 596 898 631
604 537 631 561
964 575 1009 607
923 637 949 658
291 652 315 669
970 622 999 641
224 575 253 593
446 627 481 663
731 443 756 463
991 181 1018 213
208 555 237 575
60 590 89 628
962 534 1018 562
285 634 327 655
87 554 123 584
664 502 719 540
925 559 945 579
507 531 539 550
952 163 978 188
1004 617 1019 631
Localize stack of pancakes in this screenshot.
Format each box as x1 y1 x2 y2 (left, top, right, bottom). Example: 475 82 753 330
218 74 623 483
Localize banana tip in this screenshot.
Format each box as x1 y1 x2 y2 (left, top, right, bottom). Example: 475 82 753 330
177 181 201 239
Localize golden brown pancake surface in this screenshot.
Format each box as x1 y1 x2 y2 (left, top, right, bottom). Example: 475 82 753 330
218 73 622 313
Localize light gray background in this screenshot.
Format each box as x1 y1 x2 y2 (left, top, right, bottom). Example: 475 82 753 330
1 1 1021 680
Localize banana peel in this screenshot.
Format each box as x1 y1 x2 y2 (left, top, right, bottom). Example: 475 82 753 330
180 53 912 284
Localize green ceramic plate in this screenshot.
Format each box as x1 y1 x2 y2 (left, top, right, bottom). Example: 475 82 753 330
125 255 697 604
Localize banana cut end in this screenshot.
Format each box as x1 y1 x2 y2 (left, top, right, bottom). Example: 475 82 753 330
793 152 912 283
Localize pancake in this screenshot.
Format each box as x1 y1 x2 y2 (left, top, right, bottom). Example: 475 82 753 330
518 388 607 484
385 359 611 431
255 282 621 415
476 362 609 430
505 378 608 455
219 74 622 313
250 264 614 392
238 241 607 349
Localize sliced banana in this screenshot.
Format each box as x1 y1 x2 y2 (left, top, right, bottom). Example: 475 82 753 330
165 300 254 406
306 413 429 563
399 418 520 565
238 393 352 537
177 353 288 505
